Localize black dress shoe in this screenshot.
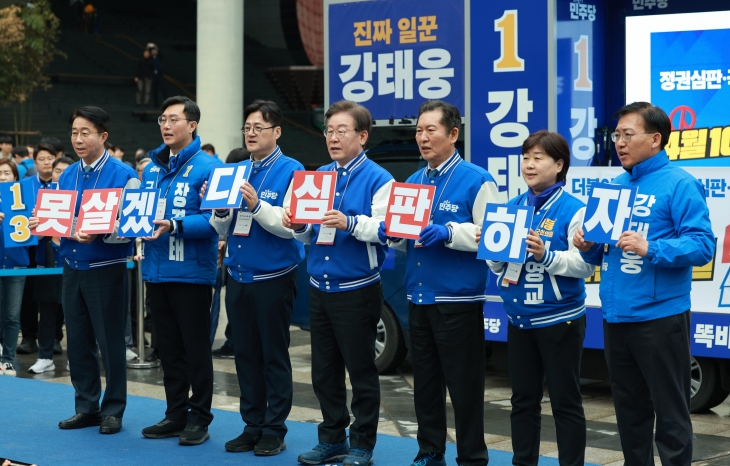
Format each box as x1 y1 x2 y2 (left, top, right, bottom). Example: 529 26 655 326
99 415 122 434
225 431 261 452
254 434 286 456
142 418 187 439
145 348 159 362
17 339 39 355
53 340 63 355
212 345 234 359
178 423 210 446
59 413 102 429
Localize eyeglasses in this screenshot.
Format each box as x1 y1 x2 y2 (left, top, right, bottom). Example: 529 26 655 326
158 116 189 126
610 132 654 143
69 130 100 139
241 125 276 135
324 128 358 139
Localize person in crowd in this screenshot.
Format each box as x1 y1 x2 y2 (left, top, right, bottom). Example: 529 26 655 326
201 143 219 160
485 131 594 466
25 144 67 374
11 147 36 179
574 102 715 466
0 159 29 377
52 157 74 183
26 146 34 159
283 100 393 466
135 148 146 162
380 100 495 466
29 107 139 434
136 157 151 179
136 48 154 107
140 96 219 446
151 46 168 107
39 136 66 160
0 136 13 159
207 100 304 456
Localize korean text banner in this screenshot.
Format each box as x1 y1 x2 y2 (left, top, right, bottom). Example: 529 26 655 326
385 182 435 240
77 189 122 235
478 203 535 263
328 0 464 120
201 164 247 209
0 181 38 248
34 190 78 238
119 189 160 238
470 0 549 203
290 171 336 224
582 182 638 244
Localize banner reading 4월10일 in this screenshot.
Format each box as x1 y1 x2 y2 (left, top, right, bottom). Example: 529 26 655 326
327 0 464 121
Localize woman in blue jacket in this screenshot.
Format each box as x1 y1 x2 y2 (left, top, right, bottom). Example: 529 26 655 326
487 131 595 466
0 159 30 377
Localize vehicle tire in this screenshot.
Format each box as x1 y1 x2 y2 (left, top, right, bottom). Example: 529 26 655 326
375 303 408 374
690 356 730 413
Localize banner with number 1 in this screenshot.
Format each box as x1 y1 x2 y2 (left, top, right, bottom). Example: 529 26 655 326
0 181 38 248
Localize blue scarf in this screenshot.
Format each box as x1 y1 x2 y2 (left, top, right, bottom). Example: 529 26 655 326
527 180 565 210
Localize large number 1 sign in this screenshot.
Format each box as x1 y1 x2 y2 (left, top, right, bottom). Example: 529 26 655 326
0 182 38 248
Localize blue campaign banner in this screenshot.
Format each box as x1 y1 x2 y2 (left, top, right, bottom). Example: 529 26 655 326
651 28 730 166
483 301 508 342
690 311 730 359
201 164 248 210
556 0 607 167
328 0 464 120
582 182 638 244
0 181 38 248
470 0 549 202
478 203 534 263
119 189 159 238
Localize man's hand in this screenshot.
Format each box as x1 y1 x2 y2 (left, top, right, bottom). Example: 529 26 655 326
143 219 172 241
322 209 347 231
241 182 259 212
572 226 594 253
616 231 648 257
476 226 481 244
200 180 208 199
418 224 449 247
75 231 98 244
0 212 4 224
282 208 305 231
525 229 545 262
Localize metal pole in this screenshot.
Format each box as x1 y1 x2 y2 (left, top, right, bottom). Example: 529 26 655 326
127 259 160 369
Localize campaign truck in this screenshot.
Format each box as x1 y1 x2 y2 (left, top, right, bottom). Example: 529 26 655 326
322 0 730 411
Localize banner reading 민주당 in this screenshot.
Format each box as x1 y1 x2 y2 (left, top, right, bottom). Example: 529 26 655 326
0 181 38 248
478 204 534 263
328 0 464 120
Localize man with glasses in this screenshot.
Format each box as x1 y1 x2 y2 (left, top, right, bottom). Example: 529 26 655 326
29 106 140 434
574 102 714 466
207 100 304 456
139 96 220 446
283 100 393 466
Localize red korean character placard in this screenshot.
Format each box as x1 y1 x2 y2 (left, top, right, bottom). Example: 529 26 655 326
290 171 336 224
77 188 123 235
33 190 78 237
384 182 435 239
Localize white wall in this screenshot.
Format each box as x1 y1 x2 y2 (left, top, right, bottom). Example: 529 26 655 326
196 0 244 161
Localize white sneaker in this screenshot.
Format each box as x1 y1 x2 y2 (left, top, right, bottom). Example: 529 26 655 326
28 358 56 374
126 348 138 361
1 362 17 377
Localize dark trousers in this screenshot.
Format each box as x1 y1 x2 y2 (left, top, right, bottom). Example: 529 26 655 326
38 303 64 359
604 311 693 466
147 282 214 427
63 264 127 418
409 302 488 466
226 269 297 438
19 276 37 340
508 316 587 466
310 282 382 450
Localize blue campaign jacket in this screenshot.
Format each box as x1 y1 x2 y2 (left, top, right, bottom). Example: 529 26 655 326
210 147 305 283
292 152 394 292
21 174 55 267
58 151 139 270
141 137 220 285
489 188 595 328
0 198 30 269
580 151 715 323
397 152 498 304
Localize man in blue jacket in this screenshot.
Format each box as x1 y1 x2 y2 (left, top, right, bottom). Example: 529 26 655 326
574 102 714 466
209 100 304 456
30 106 140 434
283 100 394 466
382 100 497 466
140 96 220 446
